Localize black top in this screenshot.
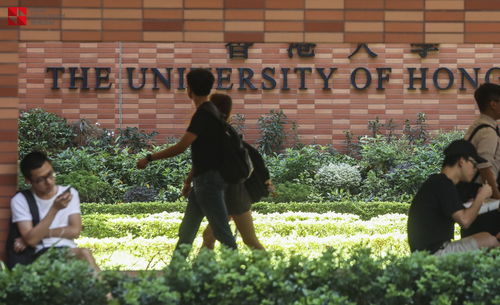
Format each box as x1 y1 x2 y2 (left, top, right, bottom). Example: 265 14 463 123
407 173 464 253
186 102 223 177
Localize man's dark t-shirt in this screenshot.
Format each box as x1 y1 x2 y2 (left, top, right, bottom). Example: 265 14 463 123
186 102 223 177
407 173 464 253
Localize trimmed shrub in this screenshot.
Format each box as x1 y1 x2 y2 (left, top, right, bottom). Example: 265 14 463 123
3 247 500 304
0 249 108 305
81 201 410 220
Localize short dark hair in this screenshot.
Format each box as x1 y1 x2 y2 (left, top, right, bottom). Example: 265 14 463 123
186 69 214 97
20 151 51 179
442 154 465 168
210 93 232 121
442 139 485 167
474 83 500 112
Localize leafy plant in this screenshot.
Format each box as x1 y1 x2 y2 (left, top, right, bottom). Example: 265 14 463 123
230 113 246 135
266 145 353 185
315 163 362 194
56 170 116 203
257 109 299 154
115 127 159 153
72 119 115 150
265 181 318 203
403 112 428 144
18 108 75 158
124 186 158 203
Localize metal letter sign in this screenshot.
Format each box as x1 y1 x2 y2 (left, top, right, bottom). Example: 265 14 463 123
410 43 439 58
225 43 254 59
287 43 316 58
348 43 377 59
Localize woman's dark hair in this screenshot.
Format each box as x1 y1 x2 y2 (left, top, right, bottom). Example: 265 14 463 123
210 93 232 122
20 151 51 179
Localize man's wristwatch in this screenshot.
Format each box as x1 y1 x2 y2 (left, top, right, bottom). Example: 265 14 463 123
146 153 153 162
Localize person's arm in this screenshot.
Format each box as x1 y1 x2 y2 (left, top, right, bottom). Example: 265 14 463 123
473 128 499 197
478 167 500 199
17 191 72 247
452 183 492 229
137 132 197 169
46 214 82 240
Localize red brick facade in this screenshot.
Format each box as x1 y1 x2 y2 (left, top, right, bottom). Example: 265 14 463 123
3 0 500 261
19 42 497 145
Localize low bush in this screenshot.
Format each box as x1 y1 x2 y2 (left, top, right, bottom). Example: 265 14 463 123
0 249 108 305
104 271 180 305
81 201 410 219
105 247 500 304
3 247 498 304
80 212 408 239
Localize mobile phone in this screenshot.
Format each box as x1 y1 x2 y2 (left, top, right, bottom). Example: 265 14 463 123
60 186 72 195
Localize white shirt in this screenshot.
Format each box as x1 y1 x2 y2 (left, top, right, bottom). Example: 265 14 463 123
464 114 500 182
10 185 81 252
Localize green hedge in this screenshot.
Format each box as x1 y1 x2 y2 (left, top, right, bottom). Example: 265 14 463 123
3 247 499 305
81 201 410 220
78 211 411 270
0 249 107 305
80 212 407 239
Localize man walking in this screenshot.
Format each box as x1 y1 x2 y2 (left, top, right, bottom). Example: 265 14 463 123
137 69 236 256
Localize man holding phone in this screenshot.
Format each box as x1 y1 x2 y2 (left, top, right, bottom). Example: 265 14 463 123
9 151 99 271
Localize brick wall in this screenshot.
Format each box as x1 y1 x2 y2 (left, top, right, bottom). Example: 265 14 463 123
3 0 500 261
19 42 494 146
0 1 19 261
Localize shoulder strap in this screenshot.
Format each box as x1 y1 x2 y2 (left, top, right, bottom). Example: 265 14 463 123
20 190 40 226
467 124 499 141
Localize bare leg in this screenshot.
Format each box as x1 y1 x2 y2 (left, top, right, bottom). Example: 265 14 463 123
232 211 265 250
202 225 216 249
471 232 500 248
202 216 232 250
71 248 101 272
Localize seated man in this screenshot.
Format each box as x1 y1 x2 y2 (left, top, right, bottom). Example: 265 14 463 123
9 151 99 271
407 140 500 255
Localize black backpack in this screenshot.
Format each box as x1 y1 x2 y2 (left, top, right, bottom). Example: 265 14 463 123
5 190 40 269
206 103 254 184
243 142 271 203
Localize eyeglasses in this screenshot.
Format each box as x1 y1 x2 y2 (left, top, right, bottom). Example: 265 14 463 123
467 158 478 168
30 170 56 185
